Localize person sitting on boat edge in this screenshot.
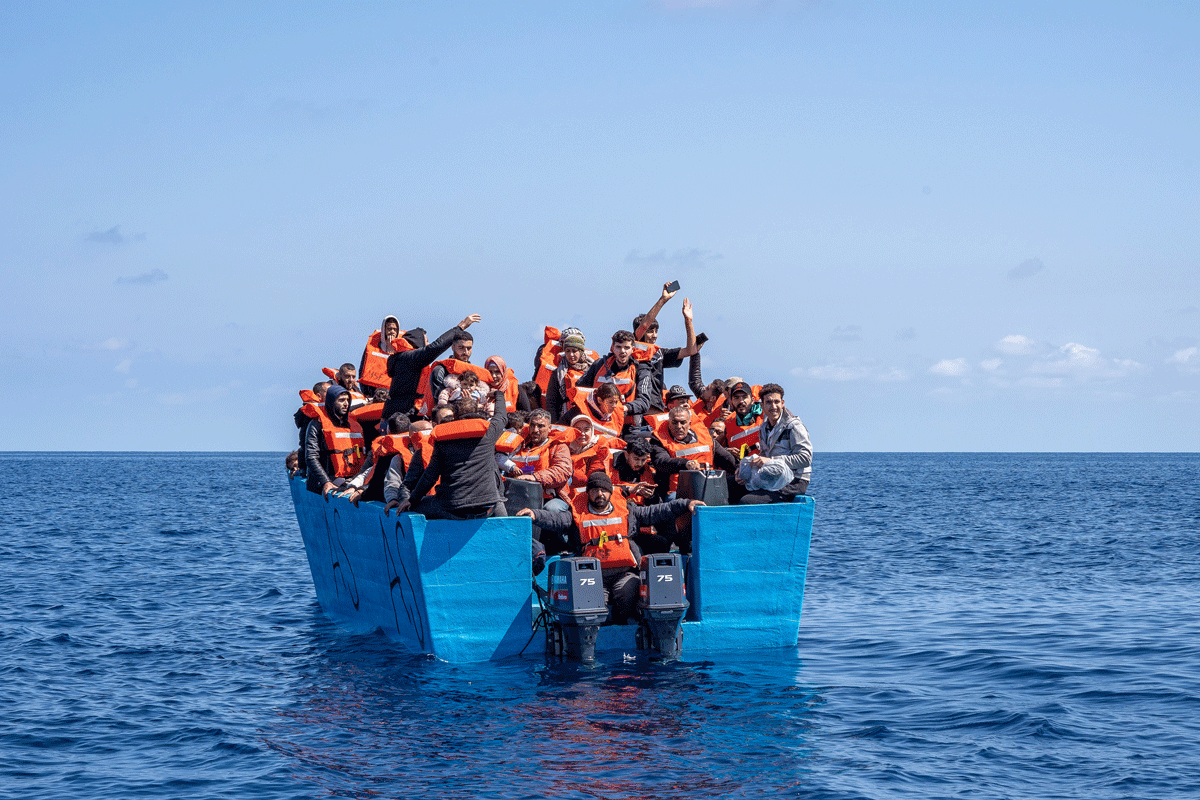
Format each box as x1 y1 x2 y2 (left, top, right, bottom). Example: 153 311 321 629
396 391 509 520
381 313 482 421
303 384 370 496
737 383 812 503
517 471 704 625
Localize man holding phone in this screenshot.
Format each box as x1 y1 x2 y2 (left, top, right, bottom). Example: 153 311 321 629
628 282 702 422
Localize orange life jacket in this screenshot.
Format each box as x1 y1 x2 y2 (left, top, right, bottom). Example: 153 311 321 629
372 432 414 469
363 432 414 486
510 437 555 476
632 340 660 363
510 432 566 500
569 387 626 438
360 329 413 390
313 406 366 479
417 359 493 416
610 449 654 506
725 413 763 453
407 429 437 495
430 418 490 443
570 438 614 488
298 389 322 420
534 327 600 396
348 402 384 435
653 417 714 492
593 357 638 402
691 396 729 428
572 491 637 570
494 429 523 455
499 368 520 412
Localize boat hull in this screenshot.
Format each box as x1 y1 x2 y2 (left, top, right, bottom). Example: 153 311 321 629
290 477 813 662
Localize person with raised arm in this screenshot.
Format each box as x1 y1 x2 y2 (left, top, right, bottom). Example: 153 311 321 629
382 313 482 421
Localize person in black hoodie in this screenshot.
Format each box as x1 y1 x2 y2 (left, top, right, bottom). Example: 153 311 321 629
381 313 482 420
396 390 508 520
304 384 367 495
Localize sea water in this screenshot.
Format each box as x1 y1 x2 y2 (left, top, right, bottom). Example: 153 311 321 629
2 452 1198 799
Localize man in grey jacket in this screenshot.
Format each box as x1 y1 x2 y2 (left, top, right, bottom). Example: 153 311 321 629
738 383 812 504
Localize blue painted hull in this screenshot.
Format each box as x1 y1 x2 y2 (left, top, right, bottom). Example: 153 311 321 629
289 476 813 662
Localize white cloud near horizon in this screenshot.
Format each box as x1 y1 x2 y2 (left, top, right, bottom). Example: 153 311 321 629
1032 342 1142 380
929 358 970 377
996 334 1037 355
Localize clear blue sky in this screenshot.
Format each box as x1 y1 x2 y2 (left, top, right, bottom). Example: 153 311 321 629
2 1 1197 451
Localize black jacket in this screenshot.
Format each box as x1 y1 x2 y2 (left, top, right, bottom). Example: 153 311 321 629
382 326 462 418
410 391 508 510
634 346 684 414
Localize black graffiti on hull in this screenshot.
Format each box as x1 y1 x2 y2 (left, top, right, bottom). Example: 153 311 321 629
322 504 361 611
380 518 427 649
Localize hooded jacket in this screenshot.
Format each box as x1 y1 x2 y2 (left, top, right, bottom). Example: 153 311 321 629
756 408 812 482
304 385 358 492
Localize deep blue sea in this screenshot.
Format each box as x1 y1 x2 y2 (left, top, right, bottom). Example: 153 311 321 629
3 453 1199 799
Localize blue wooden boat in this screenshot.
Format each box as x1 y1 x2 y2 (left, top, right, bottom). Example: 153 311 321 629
289 476 813 662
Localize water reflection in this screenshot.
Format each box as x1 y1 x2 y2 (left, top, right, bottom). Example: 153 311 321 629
263 618 820 797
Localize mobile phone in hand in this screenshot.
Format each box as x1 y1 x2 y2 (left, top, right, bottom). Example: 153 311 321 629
695 332 709 346
665 280 680 293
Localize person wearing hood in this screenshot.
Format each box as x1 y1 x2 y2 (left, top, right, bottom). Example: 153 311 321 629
359 315 406 394
738 383 812 504
304 384 369 496
381 313 482 420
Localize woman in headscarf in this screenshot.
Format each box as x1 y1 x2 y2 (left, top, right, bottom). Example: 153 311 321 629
484 355 532 414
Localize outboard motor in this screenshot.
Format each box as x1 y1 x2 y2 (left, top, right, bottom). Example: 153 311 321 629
545 557 607 663
637 553 689 659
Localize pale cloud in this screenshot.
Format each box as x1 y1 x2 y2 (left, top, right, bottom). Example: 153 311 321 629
114 359 132 374
929 358 969 377
996 334 1036 355
980 358 1002 371
100 337 128 350
1168 347 1197 364
86 225 124 244
1032 342 1142 379
830 325 862 342
1007 257 1044 280
116 268 168 286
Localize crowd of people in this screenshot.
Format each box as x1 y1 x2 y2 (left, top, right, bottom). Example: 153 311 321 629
287 283 812 602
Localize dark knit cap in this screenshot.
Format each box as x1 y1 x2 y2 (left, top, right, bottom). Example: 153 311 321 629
586 471 613 492
401 327 426 349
